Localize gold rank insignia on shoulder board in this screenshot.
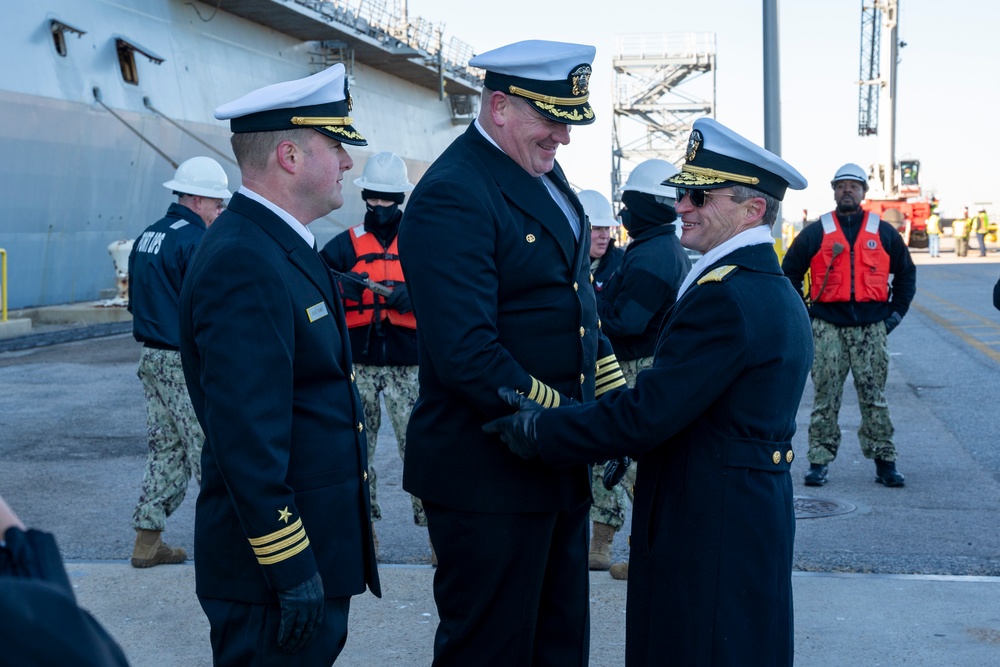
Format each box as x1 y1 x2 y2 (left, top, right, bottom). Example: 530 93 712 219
696 265 738 285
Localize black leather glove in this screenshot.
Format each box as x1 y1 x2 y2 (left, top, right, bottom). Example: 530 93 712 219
482 387 543 460
339 272 369 302
884 311 902 335
602 457 631 490
276 571 324 654
386 284 412 313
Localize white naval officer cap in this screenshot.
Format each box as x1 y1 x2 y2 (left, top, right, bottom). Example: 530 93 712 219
469 40 596 125
214 63 367 146
665 118 807 200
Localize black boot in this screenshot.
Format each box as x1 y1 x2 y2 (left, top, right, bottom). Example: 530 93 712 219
875 459 905 487
804 463 828 486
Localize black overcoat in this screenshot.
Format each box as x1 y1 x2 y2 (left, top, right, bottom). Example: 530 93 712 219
179 193 380 604
534 243 813 666
398 125 612 513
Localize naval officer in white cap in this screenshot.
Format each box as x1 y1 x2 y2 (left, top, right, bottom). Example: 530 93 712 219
398 40 626 665
179 63 380 665
485 117 813 666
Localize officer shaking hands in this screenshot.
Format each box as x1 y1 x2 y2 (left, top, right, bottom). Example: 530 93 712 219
399 40 627 665
485 117 813 667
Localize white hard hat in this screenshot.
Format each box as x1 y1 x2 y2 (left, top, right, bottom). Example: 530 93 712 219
162 156 232 199
354 151 415 193
831 163 869 191
577 190 619 227
622 159 679 199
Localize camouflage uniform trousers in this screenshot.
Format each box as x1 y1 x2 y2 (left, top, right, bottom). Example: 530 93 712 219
355 363 426 527
589 356 650 529
133 347 203 531
808 318 896 465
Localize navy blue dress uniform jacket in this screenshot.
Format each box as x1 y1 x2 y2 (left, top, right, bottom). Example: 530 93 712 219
179 193 380 604
532 243 813 666
398 124 616 513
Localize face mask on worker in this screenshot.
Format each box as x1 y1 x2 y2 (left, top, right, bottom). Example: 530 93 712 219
365 202 400 229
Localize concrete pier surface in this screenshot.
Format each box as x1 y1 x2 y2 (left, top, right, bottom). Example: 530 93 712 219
2 236 1000 665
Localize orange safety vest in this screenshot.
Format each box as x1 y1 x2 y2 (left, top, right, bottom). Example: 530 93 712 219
343 226 417 329
809 212 890 303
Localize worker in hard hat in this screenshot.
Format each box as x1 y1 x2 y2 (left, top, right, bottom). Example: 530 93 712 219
925 209 941 258
127 156 231 567
782 162 916 488
587 160 692 581
580 189 624 298
319 151 433 563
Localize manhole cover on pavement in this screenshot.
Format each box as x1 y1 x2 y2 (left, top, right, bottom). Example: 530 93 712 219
794 495 856 519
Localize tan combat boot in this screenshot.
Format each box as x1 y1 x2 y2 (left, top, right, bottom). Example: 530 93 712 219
609 562 629 580
588 522 616 571
131 529 186 568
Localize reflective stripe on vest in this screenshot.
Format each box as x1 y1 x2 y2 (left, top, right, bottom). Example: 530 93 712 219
343 226 417 329
809 212 890 303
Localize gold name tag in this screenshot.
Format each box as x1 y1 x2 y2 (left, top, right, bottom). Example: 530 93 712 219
306 302 329 322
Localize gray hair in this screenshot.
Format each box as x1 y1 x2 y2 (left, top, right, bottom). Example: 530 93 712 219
730 184 778 228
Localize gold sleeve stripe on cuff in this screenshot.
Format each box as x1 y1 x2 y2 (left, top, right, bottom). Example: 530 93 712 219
252 527 307 557
248 518 303 546
528 376 560 408
596 354 619 370
595 377 627 397
256 536 310 566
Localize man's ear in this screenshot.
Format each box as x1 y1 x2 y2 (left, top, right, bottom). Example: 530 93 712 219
489 91 511 127
745 197 767 225
275 139 300 174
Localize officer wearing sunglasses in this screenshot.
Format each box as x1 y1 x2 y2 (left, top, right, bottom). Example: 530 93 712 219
484 116 811 667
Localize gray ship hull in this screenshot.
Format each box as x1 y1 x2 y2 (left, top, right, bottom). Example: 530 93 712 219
1 0 477 309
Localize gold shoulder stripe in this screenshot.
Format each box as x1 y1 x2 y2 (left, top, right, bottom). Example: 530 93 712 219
697 265 738 285
248 518 303 546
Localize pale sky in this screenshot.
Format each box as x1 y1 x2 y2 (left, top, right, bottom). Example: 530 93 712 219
408 0 998 220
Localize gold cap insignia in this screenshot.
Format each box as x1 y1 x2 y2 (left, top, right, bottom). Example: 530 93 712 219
570 64 591 97
686 129 702 162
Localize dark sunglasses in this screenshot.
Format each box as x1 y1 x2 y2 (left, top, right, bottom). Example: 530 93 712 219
675 187 738 208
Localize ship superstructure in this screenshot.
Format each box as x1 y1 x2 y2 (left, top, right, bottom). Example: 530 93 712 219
1 0 481 309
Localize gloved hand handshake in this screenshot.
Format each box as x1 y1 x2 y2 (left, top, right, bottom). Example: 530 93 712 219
482 387 543 460
276 571 324 653
339 272 369 302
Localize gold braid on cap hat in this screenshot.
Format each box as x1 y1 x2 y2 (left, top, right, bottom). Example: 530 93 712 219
291 116 354 126
681 164 760 185
508 86 589 106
